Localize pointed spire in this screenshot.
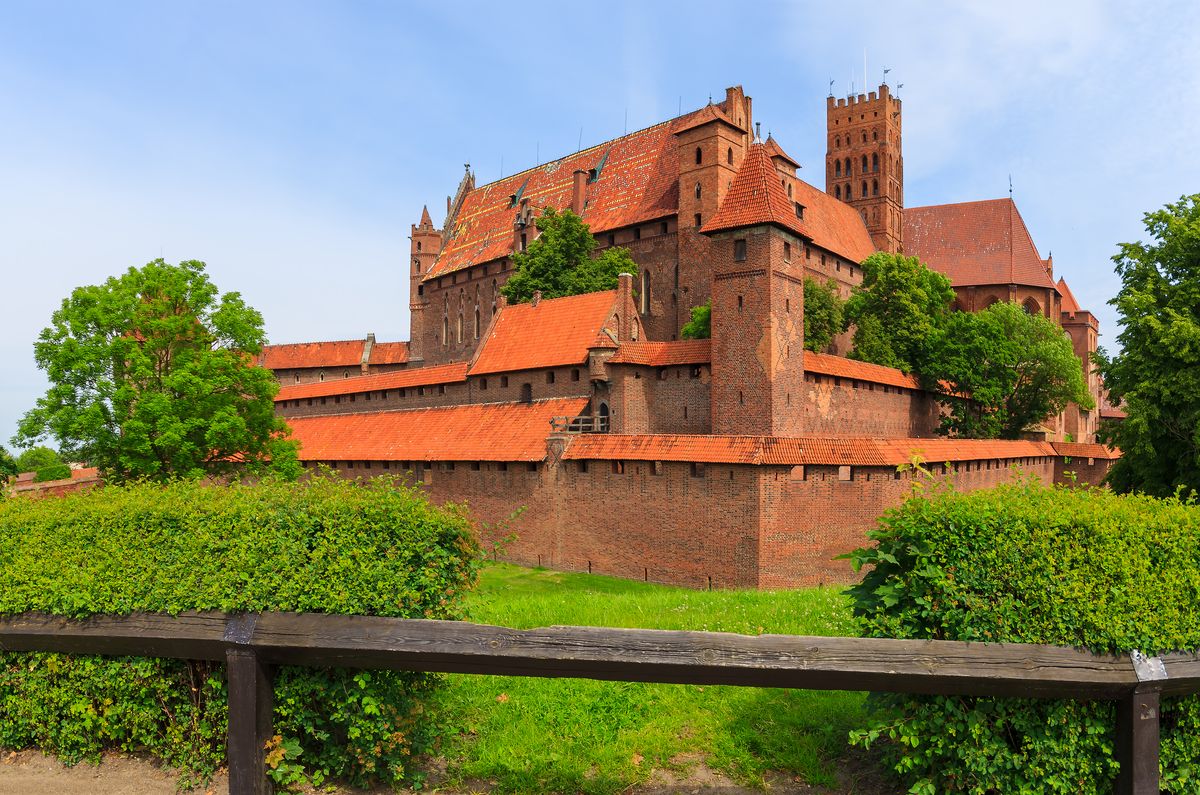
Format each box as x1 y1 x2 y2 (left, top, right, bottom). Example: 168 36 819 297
699 143 805 237
419 205 433 228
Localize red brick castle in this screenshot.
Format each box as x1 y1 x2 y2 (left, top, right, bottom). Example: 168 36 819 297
264 84 1118 588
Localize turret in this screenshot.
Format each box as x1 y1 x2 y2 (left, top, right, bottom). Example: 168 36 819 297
409 205 441 363
826 83 904 253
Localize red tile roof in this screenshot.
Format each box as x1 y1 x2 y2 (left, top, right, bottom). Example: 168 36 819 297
1050 441 1121 460
791 178 876 263
700 142 808 237
469 290 618 376
763 135 801 168
608 339 712 367
287 398 589 463
904 198 1057 290
1100 406 1128 420
275 362 469 402
1057 277 1081 316
370 341 410 365
427 102 743 281
804 351 922 390
260 340 365 370
562 434 1057 466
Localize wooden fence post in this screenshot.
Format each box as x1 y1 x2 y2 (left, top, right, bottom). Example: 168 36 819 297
226 647 274 795
1115 689 1160 795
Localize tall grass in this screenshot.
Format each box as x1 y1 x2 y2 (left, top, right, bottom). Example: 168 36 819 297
428 564 865 793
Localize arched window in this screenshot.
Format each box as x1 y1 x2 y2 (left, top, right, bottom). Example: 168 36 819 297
872 130 878 141
1023 297 1041 315
872 179 879 196
694 182 702 200
456 313 463 344
491 279 498 314
862 131 867 143
834 136 840 147
861 180 868 197
640 269 651 315
787 183 793 198
474 307 481 339
844 157 851 174
872 153 879 172
695 146 702 165
835 185 841 199
727 146 733 164
835 160 842 177
861 155 868 172
442 316 449 346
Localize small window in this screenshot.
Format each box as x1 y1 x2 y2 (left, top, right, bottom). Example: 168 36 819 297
471 461 481 471
787 183 793 198
795 202 804 219
733 239 747 261
438 384 446 395
520 383 532 403
520 233 527 251
527 462 538 472
690 366 701 379
501 375 509 388
661 221 668 235
634 227 641 240
546 371 556 384
690 462 706 478
862 181 868 198
872 179 879 196
571 368 580 382
652 461 663 476
607 233 615 246
418 387 425 396
293 373 300 384
695 146 703 164
480 378 488 390
784 241 791 261
872 153 879 171
727 146 733 164
835 160 842 177
838 465 852 481
835 185 841 199
577 460 588 473
694 213 702 227
612 460 625 475
318 371 325 382
498 462 508 472
737 295 743 310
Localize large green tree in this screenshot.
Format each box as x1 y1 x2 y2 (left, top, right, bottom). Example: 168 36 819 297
680 299 711 340
15 446 71 482
844 252 955 371
500 207 639 303
803 278 844 353
1097 194 1200 495
922 301 1092 439
14 259 297 482
0 445 17 481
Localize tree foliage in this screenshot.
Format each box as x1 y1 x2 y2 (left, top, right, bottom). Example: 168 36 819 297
499 207 638 303
922 301 1092 439
803 278 844 353
0 446 15 481
14 259 296 483
680 299 711 340
844 252 955 371
14 446 71 483
1097 194 1200 496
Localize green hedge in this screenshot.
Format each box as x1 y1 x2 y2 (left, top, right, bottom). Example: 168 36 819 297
845 479 1200 794
0 475 480 788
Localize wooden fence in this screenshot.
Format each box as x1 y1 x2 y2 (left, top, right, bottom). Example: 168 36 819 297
2 611 1197 794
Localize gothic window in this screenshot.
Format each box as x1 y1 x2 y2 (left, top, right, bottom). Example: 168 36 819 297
835 160 842 177
416 241 422 251
1023 297 1041 315
873 130 878 141
640 269 651 315
442 316 448 346
727 147 733 164
873 179 879 196
492 279 498 314
861 180 868 197
834 136 840 147
844 157 851 174
862 132 867 143
695 146 703 165
872 153 879 171
520 233 527 250
474 307 481 339
861 155 868 172
787 183 793 198
845 182 851 198
456 313 463 344
694 182 702 200
783 241 791 261
835 185 841 199
694 213 702 227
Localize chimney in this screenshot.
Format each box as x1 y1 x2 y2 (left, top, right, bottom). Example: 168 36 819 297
571 169 589 215
532 290 542 307
361 332 376 374
617 272 635 339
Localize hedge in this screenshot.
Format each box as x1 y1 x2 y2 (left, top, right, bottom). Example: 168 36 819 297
844 478 1200 794
0 475 480 788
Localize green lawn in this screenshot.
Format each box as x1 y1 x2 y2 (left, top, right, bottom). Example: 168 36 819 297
426 564 867 793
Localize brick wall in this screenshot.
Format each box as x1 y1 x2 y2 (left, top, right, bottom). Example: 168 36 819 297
607 364 711 434
1053 455 1114 487
799 372 941 437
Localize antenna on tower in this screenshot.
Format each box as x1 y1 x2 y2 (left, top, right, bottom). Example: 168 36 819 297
883 68 891 86
577 127 583 153
623 107 628 134
1009 174 1013 198
828 78 834 97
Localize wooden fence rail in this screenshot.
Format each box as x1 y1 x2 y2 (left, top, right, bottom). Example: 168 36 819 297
1 611 1194 795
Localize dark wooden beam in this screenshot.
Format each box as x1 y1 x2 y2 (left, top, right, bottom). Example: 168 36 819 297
226 647 273 795
0 611 228 661
1116 690 1160 795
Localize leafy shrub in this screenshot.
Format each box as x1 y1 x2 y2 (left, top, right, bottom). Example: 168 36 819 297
0 475 480 788
844 479 1200 794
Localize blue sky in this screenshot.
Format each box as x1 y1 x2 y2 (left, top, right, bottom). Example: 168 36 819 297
2 0 1198 451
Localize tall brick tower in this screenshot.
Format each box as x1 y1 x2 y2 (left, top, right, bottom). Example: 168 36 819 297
700 142 807 436
408 205 440 364
826 84 903 253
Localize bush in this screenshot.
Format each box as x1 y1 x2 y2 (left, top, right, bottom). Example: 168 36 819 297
0 475 480 788
844 479 1200 794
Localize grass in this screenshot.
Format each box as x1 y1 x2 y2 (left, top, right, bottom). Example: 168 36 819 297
426 563 867 794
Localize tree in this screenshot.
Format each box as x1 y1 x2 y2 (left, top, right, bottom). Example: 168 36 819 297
803 278 844 353
500 207 639 303
922 301 1092 439
15 446 71 482
1097 194 1200 495
14 259 297 482
680 299 711 340
844 252 955 371
0 445 16 481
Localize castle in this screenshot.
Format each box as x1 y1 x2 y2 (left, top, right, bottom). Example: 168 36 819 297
261 84 1122 588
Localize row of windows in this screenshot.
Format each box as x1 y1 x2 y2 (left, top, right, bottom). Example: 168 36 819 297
695 145 736 166
833 154 880 176
577 459 712 479
834 180 881 200
287 383 453 408
832 128 882 147
804 372 907 394
604 220 672 249
305 460 538 474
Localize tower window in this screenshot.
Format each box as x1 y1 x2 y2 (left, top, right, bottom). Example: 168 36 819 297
695 146 702 165
783 241 791 261
872 153 879 172
641 268 652 314
416 241 422 251
873 130 878 141
520 233 527 251
861 155 868 172
834 136 840 147
694 182 702 200
873 179 879 196
844 157 851 174
845 183 851 198
694 213 702 227
733 239 747 261
474 307 481 338
835 161 841 177
862 132 867 143
727 146 733 164
862 181 868 197
835 185 841 199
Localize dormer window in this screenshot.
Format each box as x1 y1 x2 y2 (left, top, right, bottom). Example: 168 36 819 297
795 202 805 219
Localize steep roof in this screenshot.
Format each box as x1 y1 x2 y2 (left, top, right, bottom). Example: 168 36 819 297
275 362 468 402
700 142 807 236
287 398 588 463
903 198 1057 290
260 340 364 370
370 341 410 365
790 179 876 263
1057 277 1081 315
563 434 1057 466
426 101 746 281
608 340 712 367
470 290 618 376
763 135 800 168
804 351 923 390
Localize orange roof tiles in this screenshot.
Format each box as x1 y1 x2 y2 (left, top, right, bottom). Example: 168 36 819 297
276 362 468 402
804 351 922 390
1057 277 1081 316
763 135 801 168
563 434 1058 466
904 198 1058 290
261 340 365 370
790 178 876 263
1050 441 1122 459
370 341 410 365
608 339 712 367
470 290 618 376
427 102 739 280
287 398 589 463
700 142 807 237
